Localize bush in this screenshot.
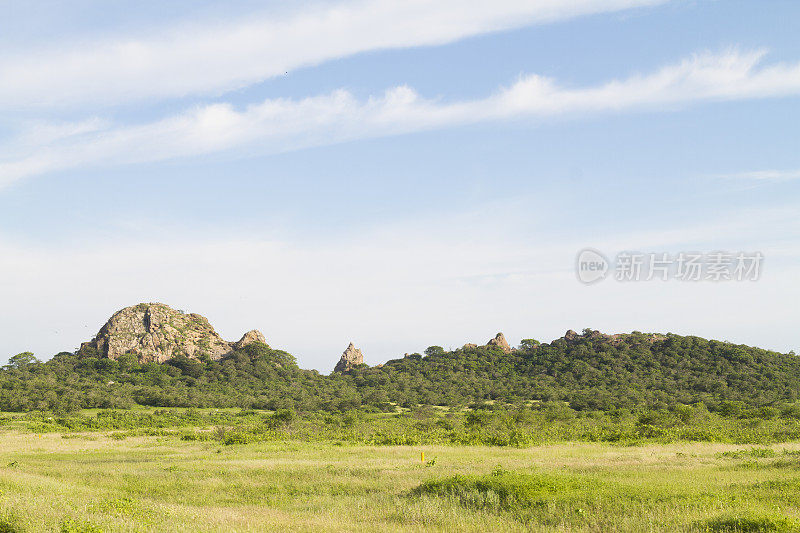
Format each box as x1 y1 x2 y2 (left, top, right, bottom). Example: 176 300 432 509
266 408 296 428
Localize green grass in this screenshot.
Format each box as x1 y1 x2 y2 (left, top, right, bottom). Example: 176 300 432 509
1 427 800 531
414 469 592 520
697 513 797 532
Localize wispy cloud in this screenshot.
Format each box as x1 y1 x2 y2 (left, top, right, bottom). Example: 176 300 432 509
3 49 800 188
0 0 663 108
712 169 800 181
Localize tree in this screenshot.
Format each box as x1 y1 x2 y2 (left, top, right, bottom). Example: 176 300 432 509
519 339 540 350
7 352 37 368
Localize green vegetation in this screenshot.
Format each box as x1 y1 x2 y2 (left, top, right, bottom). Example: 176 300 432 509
415 469 589 517
1 430 800 532
3 402 800 447
2 330 799 416
697 514 796 533
415 469 800 531
2 324 800 531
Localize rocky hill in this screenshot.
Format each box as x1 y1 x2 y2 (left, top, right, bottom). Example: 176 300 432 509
2 304 798 413
81 303 266 363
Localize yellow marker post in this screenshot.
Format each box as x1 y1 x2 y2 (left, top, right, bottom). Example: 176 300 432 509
421 451 425 463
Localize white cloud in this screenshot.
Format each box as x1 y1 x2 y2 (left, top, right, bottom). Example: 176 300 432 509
712 168 800 181
0 0 663 108
3 49 800 189
12 118 110 148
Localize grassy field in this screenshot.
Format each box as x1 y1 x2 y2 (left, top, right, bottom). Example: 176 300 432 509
1 429 800 532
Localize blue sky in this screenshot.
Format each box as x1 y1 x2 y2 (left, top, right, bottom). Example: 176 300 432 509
1 0 798 370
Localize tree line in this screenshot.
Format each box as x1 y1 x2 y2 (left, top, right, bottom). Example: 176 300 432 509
2 329 798 414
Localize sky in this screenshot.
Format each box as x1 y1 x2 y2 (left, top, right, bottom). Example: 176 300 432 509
1 0 798 370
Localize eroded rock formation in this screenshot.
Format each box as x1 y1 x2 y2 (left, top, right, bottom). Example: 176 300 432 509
334 342 364 372
81 303 266 363
486 332 512 353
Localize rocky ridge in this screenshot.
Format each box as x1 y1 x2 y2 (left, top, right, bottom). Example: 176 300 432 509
81 302 669 371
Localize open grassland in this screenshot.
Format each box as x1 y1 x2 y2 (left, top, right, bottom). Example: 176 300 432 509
1 430 800 532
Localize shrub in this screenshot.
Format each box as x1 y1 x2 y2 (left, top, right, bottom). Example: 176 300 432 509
266 408 296 428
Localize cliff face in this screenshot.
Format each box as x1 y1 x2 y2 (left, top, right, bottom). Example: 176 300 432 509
82 303 265 363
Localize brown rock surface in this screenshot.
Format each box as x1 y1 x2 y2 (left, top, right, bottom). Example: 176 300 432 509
234 329 268 350
487 332 512 353
334 342 364 372
82 303 266 363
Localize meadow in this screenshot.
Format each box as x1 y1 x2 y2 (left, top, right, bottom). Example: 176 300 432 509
1 409 800 531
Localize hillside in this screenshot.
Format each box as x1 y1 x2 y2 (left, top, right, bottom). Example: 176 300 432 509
345 329 800 411
1 305 798 413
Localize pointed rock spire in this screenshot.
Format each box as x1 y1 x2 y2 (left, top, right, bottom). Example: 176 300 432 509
334 342 364 372
234 329 268 350
487 332 512 353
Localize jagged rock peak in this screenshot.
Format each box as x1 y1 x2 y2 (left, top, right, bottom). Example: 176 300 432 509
487 332 512 353
334 342 364 372
235 330 268 350
81 303 266 363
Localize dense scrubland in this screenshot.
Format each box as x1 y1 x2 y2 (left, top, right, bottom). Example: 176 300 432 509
5 329 800 447
3 330 798 414
8 402 800 447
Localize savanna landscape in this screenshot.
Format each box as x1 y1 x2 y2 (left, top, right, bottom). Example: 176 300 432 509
3 1 800 532
1 304 800 532
2 410 800 532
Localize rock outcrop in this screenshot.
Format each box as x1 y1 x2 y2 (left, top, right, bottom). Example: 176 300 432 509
81 303 266 363
334 342 364 372
560 329 666 346
234 330 267 350
486 332 512 353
